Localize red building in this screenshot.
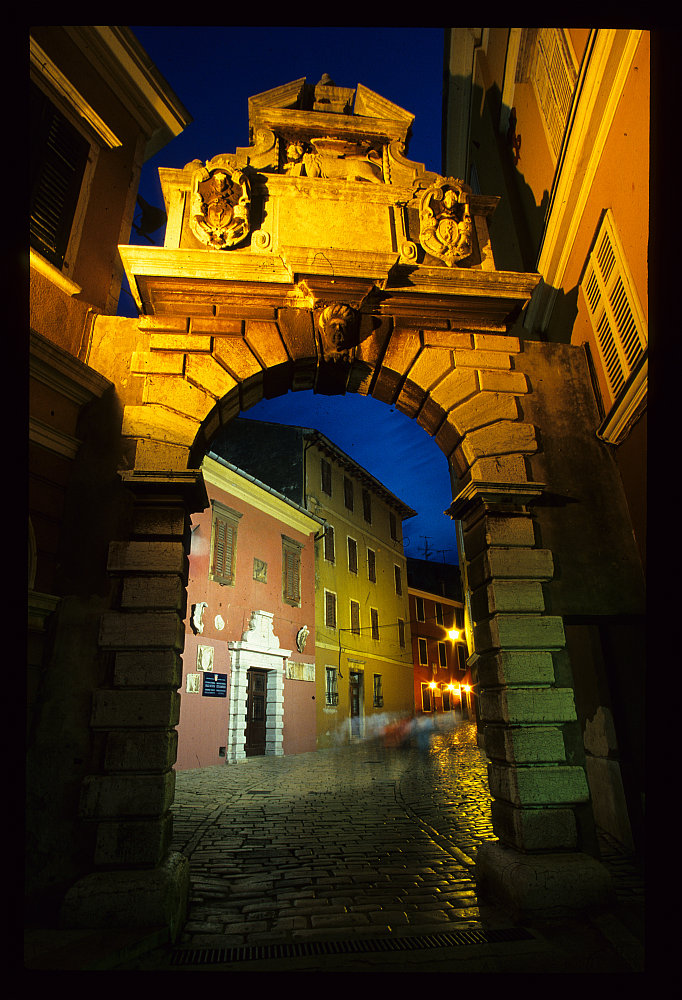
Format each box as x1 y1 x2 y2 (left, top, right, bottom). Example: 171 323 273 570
406 558 474 721
176 452 325 769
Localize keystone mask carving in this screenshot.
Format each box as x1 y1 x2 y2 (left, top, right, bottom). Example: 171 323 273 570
316 304 357 363
190 165 251 249
418 179 473 266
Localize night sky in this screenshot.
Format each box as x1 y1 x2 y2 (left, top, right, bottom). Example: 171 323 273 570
121 26 459 563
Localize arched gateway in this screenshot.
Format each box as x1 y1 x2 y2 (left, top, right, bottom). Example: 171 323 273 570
60 77 643 936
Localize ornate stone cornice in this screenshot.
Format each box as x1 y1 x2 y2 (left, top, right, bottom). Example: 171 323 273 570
446 479 546 520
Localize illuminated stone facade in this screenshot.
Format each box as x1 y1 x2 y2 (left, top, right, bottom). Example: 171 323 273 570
28 30 646 939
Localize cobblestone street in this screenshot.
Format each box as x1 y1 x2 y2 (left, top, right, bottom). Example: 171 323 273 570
113 718 644 972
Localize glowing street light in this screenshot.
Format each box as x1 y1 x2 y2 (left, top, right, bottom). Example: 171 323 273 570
447 628 461 641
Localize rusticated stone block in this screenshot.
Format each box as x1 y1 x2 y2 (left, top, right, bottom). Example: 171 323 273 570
379 327 421 376
99 611 185 651
142 374 214 423
131 506 189 539
213 338 263 381
487 580 545 614
277 307 316 359
122 404 200 447
476 649 556 687
478 369 529 394
91 690 181 728
483 723 566 764
479 685 577 725
473 333 520 353
487 761 590 807
483 613 565 652
245 320 289 366
428 368 478 412
79 772 176 819
121 576 185 611
131 351 184 375
189 316 242 335
113 650 182 688
467 547 554 591
396 379 426 418
404 347 453 392
461 420 537 463
149 333 212 352
132 439 191 473
107 541 186 575
489 800 578 852
454 348 512 370
449 391 519 433
104 729 178 771
185 354 238 399
467 453 529 484
94 815 173 867
464 514 536 563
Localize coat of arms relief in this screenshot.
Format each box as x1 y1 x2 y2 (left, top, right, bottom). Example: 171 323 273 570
417 178 474 267
189 164 251 250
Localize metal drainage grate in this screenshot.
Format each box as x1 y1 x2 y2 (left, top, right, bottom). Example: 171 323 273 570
170 928 533 966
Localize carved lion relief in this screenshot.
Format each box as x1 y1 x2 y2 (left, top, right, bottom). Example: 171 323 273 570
284 138 383 183
189 164 251 250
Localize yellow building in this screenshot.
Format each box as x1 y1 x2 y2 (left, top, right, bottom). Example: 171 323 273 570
211 418 417 747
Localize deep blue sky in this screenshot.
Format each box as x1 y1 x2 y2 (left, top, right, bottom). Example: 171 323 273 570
122 26 459 563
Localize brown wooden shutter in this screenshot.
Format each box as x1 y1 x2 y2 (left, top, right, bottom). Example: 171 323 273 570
325 592 337 629
367 549 376 582
212 517 235 583
350 601 360 634
324 524 335 562
348 537 358 574
30 81 90 269
283 545 301 605
371 608 379 640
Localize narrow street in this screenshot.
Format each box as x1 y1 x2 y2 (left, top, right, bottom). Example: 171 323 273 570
119 718 644 972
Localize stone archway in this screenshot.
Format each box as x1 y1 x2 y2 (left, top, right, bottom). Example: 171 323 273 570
59 77 641 935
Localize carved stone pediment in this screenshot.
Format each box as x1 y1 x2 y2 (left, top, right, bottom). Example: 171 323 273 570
189 163 251 250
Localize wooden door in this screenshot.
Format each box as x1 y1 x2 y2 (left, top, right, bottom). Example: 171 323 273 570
245 668 267 756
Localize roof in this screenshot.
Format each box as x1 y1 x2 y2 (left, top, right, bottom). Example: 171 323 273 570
406 557 462 601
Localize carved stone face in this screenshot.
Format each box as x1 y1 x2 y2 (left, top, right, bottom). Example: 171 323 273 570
318 304 355 360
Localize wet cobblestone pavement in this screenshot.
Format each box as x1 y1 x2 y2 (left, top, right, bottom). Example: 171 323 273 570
114 718 645 972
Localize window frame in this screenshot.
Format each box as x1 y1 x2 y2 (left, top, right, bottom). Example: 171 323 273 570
343 476 354 511
370 608 380 641
362 488 372 524
398 618 406 649
421 682 433 713
324 589 337 629
282 535 303 607
324 523 335 563
209 500 242 586
416 597 425 622
438 641 448 668
347 535 358 575
325 666 339 706
418 637 428 665
373 674 384 708
350 600 361 635
367 547 376 583
394 564 402 596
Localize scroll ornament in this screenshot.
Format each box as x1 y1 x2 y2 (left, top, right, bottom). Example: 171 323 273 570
418 180 473 267
189 165 251 250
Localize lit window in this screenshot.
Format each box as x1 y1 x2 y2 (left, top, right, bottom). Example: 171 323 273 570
581 210 648 409
421 682 433 712
209 501 242 586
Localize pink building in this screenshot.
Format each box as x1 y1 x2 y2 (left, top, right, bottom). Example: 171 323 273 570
176 452 325 769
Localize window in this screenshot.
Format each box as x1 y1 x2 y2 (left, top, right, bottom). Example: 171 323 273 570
416 597 425 622
362 489 372 524
350 600 360 635
370 608 379 640
441 684 452 712
325 590 337 629
530 28 578 160
398 618 406 649
455 607 464 630
324 524 335 563
373 674 383 708
30 80 91 270
321 458 332 496
209 501 242 586
347 537 358 574
344 476 354 511
282 536 302 607
435 602 443 625
438 641 447 668
581 210 648 410
394 565 402 596
457 645 468 672
325 667 339 706
389 512 397 540
421 682 433 713
418 638 428 665
367 548 376 583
